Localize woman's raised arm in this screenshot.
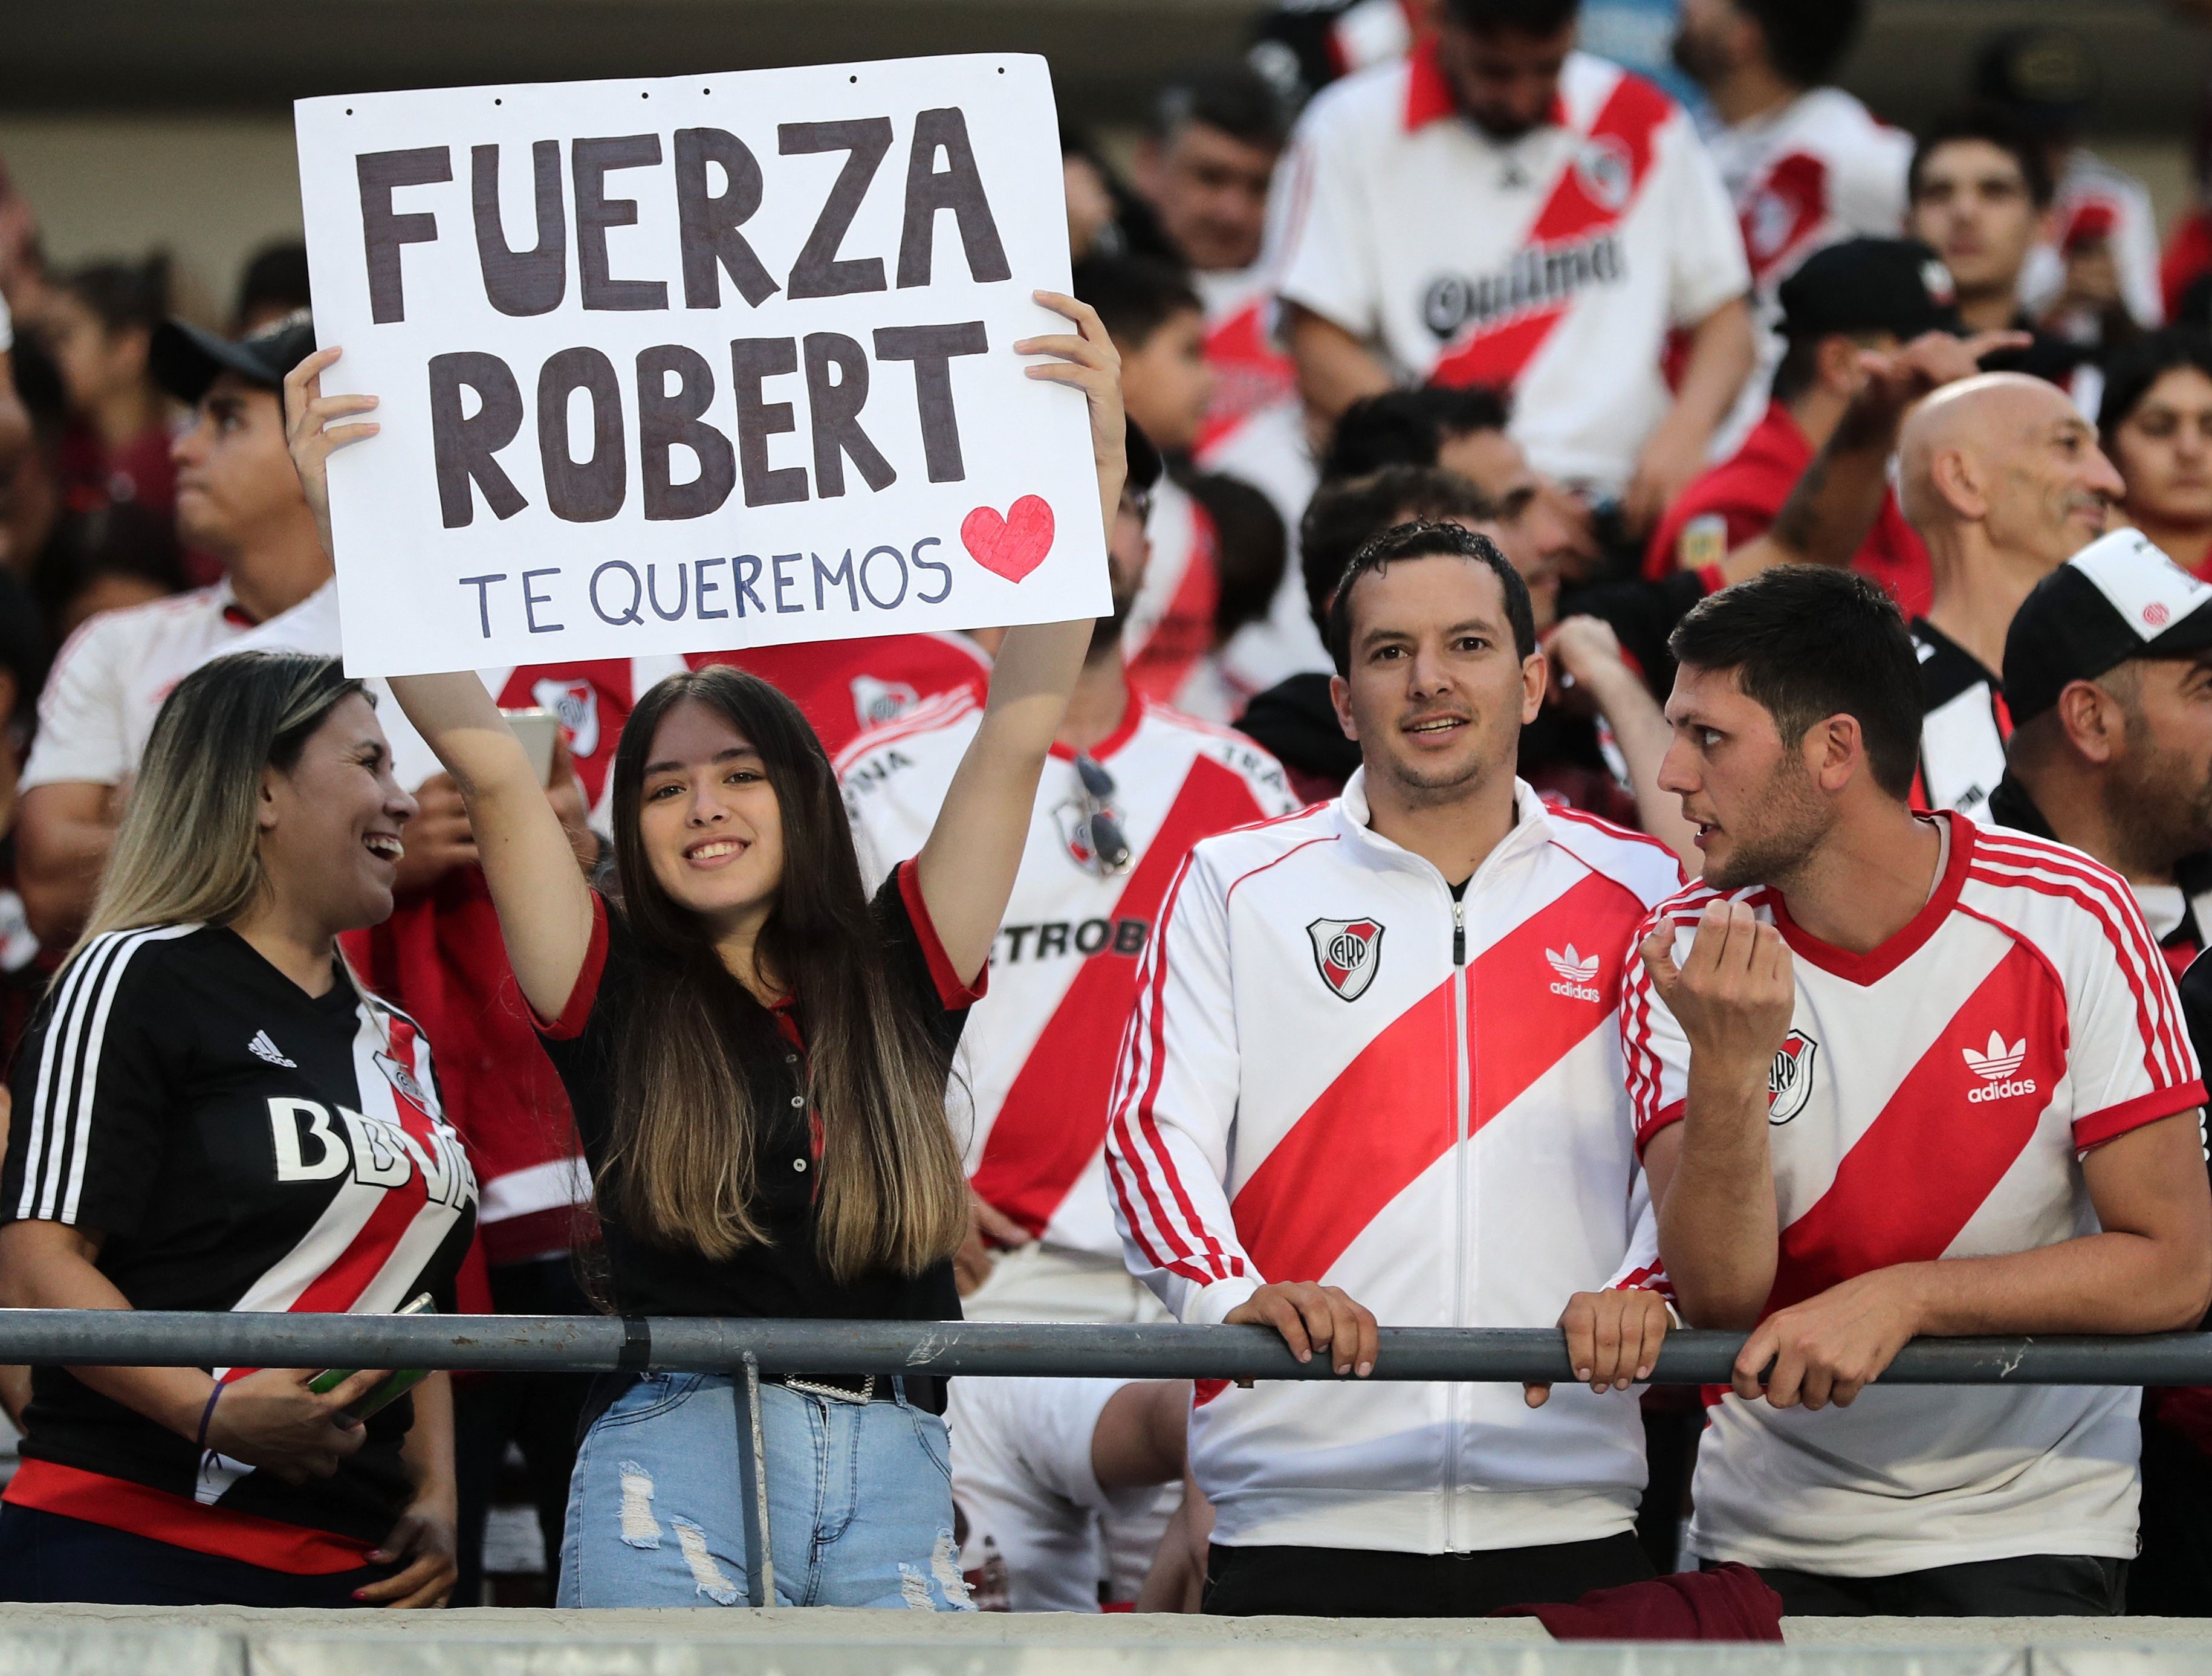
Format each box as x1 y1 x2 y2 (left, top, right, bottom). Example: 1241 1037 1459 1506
285 350 594 1020
912 293 1126 983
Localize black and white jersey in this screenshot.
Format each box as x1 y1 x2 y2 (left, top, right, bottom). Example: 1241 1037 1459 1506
1 925 476 1565
1910 619 2011 822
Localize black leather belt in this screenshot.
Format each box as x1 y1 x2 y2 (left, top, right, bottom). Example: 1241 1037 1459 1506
768 1372 945 1414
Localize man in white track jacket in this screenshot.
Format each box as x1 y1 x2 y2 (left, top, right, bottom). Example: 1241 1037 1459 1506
1106 520 1687 1616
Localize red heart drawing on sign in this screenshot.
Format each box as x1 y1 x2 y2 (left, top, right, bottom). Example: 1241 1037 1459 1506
961 496 1056 583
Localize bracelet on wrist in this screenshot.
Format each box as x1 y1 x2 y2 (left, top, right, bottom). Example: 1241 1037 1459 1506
195 1382 225 1454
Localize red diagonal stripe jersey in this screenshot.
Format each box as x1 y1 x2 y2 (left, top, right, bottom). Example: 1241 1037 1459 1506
838 687 1300 1258
1625 814 2205 1577
1105 775 1685 1556
1271 46 1748 493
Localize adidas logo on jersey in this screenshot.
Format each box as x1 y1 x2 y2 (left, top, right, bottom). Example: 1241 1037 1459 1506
1544 945 1602 1002
247 1030 296 1069
1962 1032 2037 1102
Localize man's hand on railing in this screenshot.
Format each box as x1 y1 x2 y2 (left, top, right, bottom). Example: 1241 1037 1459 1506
1224 1283 1379 1379
1730 1269 1920 1411
203 1367 390 1484
1525 1288 1672 1409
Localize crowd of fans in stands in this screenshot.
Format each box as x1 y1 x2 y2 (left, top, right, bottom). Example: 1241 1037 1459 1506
5 0 2212 1626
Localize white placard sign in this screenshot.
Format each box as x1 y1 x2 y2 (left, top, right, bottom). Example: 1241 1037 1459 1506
294 54 1107 676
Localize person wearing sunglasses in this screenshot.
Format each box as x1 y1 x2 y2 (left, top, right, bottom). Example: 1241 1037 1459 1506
838 418 1301 1610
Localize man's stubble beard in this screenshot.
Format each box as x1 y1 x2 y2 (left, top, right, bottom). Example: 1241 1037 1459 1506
2107 731 2212 878
1701 757 1830 893
1370 717 1512 810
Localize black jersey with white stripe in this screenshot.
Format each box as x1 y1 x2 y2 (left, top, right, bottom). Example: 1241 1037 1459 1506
1910 618 2011 821
1 925 476 1555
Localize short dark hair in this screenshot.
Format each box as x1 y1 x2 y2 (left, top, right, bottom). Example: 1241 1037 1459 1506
1667 566 1922 800
59 253 170 337
1441 0 1580 36
1154 63 1289 150
1071 254 1203 349
1771 327 1888 405
233 241 311 329
1737 0 1866 89
2100 328 2212 457
1321 386 1513 480
1326 521 1536 677
1301 467 1491 630
1185 469 1288 640
1910 105 2054 210
33 500 186 633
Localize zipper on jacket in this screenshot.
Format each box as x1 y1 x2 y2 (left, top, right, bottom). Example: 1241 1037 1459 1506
1446 892 1470 1551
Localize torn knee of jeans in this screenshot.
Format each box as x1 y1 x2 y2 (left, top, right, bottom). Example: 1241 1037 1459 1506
671 1516 745 1606
930 1528 975 1608
898 1561 935 1611
617 1460 661 1550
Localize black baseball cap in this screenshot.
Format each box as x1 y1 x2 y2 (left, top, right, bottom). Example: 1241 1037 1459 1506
1777 239 1959 345
2003 528 2212 724
1973 28 2097 134
149 308 317 407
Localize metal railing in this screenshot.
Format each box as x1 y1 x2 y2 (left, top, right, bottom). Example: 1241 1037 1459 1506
3 1311 2210 1385
6 1311 2205 1607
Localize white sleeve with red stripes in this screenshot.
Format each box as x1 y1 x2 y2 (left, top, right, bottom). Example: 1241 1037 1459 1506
1602 1170 1673 1304
1104 851 1264 1324
1270 91 1382 345
1620 910 1695 1155
2050 866 2205 1151
1656 108 1753 330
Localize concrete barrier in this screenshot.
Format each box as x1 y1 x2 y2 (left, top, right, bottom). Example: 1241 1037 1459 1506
6 1605 2212 1676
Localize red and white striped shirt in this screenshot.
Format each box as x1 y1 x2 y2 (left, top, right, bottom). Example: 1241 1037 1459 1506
1106 774 1685 1553
840 686 1299 1257
1195 266 1300 464
1272 45 1748 494
1625 814 2207 1576
1126 478 1230 720
1710 88 1912 299
688 632 990 760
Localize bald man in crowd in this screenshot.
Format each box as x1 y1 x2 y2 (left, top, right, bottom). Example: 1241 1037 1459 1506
1895 372 2124 817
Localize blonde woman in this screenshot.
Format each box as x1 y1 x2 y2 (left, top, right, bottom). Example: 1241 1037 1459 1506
287 295 1125 1609
0 652 473 1607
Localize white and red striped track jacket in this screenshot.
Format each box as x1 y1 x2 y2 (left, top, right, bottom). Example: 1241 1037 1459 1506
1106 772 1686 1553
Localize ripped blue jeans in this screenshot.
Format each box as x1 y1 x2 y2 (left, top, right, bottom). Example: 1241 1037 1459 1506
557 1371 971 1610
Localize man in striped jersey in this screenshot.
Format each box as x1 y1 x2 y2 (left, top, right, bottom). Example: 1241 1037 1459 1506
1630 565 2212 1615
1106 520 1685 1616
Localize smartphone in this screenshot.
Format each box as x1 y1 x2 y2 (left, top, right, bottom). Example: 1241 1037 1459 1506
310 1293 436 1421
500 707 560 787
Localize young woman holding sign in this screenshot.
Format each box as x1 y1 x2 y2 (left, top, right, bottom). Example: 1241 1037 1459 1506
285 294 1125 1610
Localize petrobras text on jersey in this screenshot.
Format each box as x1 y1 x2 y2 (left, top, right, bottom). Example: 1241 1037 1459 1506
295 56 1109 675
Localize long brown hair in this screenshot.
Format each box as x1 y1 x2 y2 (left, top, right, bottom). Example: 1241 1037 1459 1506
602 665 968 1281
